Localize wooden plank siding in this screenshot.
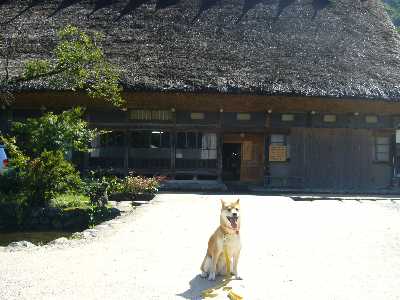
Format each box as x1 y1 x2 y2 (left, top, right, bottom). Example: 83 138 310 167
282 128 393 190
5 92 400 190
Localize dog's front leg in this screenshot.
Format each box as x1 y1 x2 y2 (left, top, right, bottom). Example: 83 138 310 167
232 249 242 280
208 249 222 281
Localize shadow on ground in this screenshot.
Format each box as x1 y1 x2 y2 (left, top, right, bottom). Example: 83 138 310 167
177 274 226 299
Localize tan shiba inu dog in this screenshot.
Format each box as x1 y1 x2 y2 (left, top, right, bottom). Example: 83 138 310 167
200 199 241 281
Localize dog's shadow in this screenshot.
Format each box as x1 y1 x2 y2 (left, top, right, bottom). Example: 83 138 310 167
177 274 227 299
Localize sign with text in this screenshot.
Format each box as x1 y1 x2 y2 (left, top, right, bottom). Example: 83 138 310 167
269 145 287 162
242 141 253 161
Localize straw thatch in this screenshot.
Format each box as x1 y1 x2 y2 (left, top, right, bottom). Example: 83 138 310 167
1 0 400 100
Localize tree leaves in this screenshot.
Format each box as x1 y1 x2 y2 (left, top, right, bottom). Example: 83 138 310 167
9 25 124 107
384 0 400 27
11 107 99 157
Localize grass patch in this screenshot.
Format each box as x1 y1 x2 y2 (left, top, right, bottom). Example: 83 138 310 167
50 194 90 209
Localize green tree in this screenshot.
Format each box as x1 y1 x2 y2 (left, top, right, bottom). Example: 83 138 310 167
25 150 82 207
1 25 124 107
0 25 123 208
0 136 82 207
384 0 400 27
11 107 99 157
0 108 101 207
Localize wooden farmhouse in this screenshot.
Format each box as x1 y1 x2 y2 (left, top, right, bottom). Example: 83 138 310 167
1 0 400 191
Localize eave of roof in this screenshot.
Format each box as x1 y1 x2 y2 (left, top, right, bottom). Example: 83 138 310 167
1 0 400 101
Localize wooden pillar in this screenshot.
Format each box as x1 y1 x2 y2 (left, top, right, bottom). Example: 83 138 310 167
171 109 176 177
171 129 176 175
264 133 270 186
124 129 129 176
217 110 223 181
217 133 223 181
392 131 397 182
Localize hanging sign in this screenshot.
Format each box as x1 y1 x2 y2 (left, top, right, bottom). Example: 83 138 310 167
269 145 287 162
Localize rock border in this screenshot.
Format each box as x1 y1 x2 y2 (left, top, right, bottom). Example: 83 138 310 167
0 200 138 252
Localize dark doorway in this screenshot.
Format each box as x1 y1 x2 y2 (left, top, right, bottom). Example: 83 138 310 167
222 143 241 181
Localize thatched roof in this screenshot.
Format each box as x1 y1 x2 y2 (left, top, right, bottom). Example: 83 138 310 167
1 0 400 100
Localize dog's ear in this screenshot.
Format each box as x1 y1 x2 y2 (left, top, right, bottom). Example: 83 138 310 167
221 199 226 208
236 198 240 205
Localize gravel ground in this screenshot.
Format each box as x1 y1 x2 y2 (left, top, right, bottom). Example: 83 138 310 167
1 194 400 300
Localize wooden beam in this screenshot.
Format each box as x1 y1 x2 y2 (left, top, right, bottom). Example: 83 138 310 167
123 130 129 176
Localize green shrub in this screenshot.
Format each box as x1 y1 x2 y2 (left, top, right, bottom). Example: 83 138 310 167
81 171 124 195
0 169 24 195
11 107 99 158
0 192 29 226
81 176 110 207
0 191 28 207
25 151 82 207
107 176 124 194
123 175 162 195
0 136 83 208
51 194 90 209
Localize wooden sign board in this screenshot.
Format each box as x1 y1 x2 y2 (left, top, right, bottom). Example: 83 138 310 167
269 145 287 162
242 141 253 161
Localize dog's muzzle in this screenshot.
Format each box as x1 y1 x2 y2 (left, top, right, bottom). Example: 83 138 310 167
227 216 238 229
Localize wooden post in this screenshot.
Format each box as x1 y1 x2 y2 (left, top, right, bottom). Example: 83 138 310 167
124 129 129 176
391 131 397 183
171 129 176 174
171 110 176 178
264 133 269 187
217 110 223 181
217 133 223 181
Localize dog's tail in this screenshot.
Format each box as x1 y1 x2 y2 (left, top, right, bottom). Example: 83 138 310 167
200 255 211 273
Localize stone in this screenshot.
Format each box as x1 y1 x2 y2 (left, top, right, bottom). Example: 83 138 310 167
6 241 37 252
51 219 63 230
48 237 69 246
30 208 44 218
94 224 111 230
83 229 98 238
30 217 40 226
70 232 84 239
109 208 121 218
45 207 60 218
0 223 6 231
39 216 50 225
62 209 89 230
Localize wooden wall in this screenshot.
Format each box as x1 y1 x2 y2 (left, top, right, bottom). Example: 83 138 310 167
280 128 393 190
5 91 400 190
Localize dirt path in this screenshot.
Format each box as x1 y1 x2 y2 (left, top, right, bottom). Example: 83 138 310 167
1 194 400 300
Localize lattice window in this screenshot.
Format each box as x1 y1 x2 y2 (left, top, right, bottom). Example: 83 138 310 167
323 114 337 123
130 110 172 121
190 112 205 120
176 132 217 163
281 114 294 122
375 136 390 162
366 115 378 124
236 113 251 121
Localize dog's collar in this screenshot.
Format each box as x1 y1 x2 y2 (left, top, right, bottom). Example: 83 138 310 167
221 224 240 236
